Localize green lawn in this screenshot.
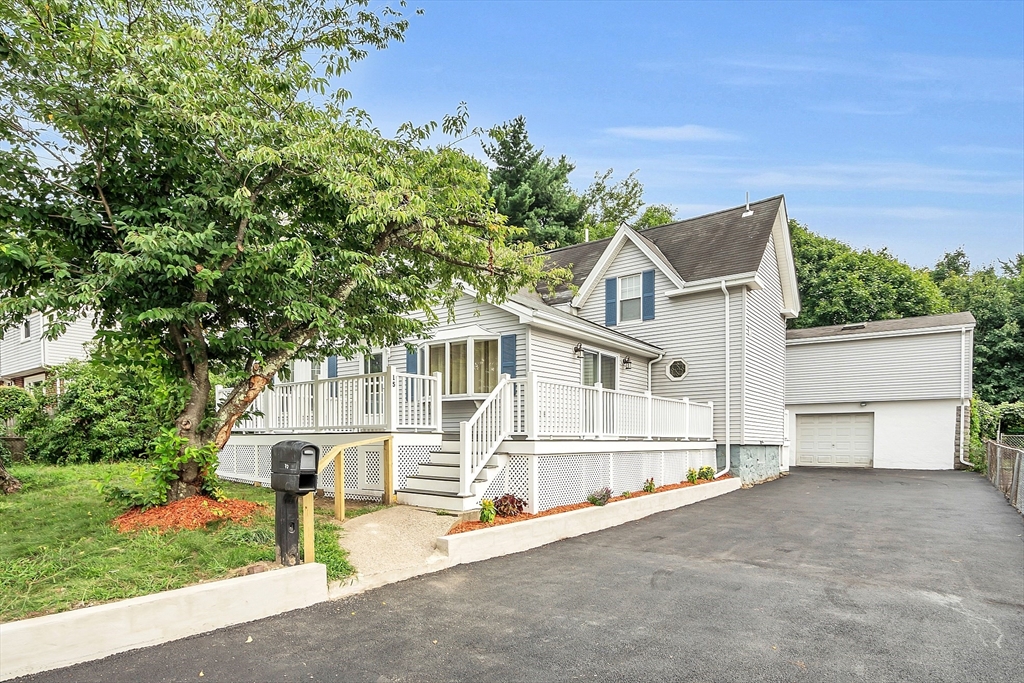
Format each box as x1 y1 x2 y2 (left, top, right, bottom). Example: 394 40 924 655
0 463 362 623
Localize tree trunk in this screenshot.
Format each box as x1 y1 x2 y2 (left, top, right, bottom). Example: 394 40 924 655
168 359 213 501
0 460 21 495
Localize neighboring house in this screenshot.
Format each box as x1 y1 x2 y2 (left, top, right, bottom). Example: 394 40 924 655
217 195 800 510
0 312 97 388
785 313 975 471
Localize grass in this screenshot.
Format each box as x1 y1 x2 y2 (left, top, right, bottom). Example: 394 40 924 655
0 462 365 623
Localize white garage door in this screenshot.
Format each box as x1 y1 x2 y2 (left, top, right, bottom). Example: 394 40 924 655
796 413 873 467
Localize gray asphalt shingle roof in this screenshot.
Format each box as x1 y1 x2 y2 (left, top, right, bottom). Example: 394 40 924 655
540 195 784 304
786 312 977 341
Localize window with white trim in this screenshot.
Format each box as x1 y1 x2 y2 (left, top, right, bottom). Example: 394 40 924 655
581 350 617 390
362 351 385 374
666 359 688 381
619 274 642 322
425 335 500 396
21 318 31 341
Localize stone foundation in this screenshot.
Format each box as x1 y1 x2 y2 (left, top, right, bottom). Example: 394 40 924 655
717 444 781 486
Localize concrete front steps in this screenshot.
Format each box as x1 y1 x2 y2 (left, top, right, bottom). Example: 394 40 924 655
397 442 501 512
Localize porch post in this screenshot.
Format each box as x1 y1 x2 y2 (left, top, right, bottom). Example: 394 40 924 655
500 374 512 434
526 371 539 440
683 398 690 440
595 382 604 439
645 391 653 440
386 366 399 432
382 437 395 505
459 422 471 496
312 378 322 432
707 401 713 441
432 371 444 433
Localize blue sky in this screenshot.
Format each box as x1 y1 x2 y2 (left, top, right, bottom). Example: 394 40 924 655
344 1 1024 269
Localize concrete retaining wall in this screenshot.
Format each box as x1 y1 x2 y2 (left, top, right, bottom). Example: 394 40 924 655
717 444 781 485
0 563 327 681
437 477 742 565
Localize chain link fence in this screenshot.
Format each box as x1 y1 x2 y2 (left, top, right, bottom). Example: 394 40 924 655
999 434 1024 450
986 440 1023 514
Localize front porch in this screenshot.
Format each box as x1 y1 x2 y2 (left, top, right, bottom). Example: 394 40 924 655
217 368 716 511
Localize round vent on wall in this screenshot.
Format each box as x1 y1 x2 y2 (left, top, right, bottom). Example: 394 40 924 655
666 359 688 381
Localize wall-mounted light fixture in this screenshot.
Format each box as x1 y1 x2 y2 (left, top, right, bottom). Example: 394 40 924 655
621 356 632 370
573 343 584 360
859 401 868 407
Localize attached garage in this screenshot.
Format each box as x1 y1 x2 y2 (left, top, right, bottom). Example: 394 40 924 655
785 313 975 471
795 413 873 467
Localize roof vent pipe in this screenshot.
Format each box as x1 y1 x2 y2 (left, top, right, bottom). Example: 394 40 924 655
584 227 590 243
741 192 753 218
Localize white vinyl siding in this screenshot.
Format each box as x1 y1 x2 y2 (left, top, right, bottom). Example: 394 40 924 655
579 240 744 441
1 312 43 378
741 234 787 444
786 329 972 404
44 315 98 366
527 327 648 394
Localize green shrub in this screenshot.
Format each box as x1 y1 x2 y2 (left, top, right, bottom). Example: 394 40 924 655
17 362 171 464
642 478 656 493
479 498 496 523
0 387 34 431
621 490 632 498
697 466 715 481
686 468 698 484
586 487 611 506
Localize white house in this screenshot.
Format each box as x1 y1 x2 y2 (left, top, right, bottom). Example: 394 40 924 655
785 312 976 471
217 195 801 510
0 312 97 388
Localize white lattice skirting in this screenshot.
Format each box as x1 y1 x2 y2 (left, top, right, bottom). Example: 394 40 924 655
216 434 439 500
483 449 716 513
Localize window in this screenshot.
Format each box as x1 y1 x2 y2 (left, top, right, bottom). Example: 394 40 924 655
21 318 31 341
473 339 498 393
362 352 384 374
582 350 617 390
666 359 688 381
426 336 500 396
619 274 642 322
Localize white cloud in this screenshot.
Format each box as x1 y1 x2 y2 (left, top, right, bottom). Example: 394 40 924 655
740 161 1023 195
605 125 739 142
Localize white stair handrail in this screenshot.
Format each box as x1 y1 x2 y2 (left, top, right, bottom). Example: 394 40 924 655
458 374 513 497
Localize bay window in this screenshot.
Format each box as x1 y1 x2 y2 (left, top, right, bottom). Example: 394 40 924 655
425 335 500 396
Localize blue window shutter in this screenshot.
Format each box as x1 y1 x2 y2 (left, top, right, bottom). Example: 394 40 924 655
500 334 517 378
327 355 338 378
405 348 418 374
604 277 617 327
642 269 655 320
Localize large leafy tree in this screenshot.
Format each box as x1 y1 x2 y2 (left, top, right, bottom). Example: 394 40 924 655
933 252 1023 403
0 0 549 499
788 220 950 329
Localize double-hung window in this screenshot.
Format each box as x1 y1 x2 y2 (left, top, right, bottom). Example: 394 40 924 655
21 318 31 341
619 274 642 322
582 350 617 390
362 352 385 374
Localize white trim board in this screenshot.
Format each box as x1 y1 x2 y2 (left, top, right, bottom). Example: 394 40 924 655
498 439 717 455
570 227 687 310
786 323 976 347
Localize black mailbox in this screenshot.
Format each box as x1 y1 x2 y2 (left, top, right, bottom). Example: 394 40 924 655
270 440 320 495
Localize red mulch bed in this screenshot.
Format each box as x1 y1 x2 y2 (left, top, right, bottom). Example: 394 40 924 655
447 475 731 535
112 496 266 533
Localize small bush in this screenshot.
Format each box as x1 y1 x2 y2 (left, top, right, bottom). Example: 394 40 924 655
621 490 632 498
0 387 34 430
697 466 715 481
479 498 496 523
586 487 611 506
686 468 698 484
494 494 525 517
642 478 656 493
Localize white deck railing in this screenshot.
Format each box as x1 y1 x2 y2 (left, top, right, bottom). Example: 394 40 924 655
220 367 442 433
511 373 714 441
459 375 515 496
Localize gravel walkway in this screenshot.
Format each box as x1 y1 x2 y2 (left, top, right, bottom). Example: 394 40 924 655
331 505 457 596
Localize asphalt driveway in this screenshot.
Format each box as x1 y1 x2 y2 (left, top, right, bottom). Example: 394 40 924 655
21 469 1024 682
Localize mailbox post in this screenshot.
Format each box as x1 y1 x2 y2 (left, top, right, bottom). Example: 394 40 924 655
270 440 320 566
